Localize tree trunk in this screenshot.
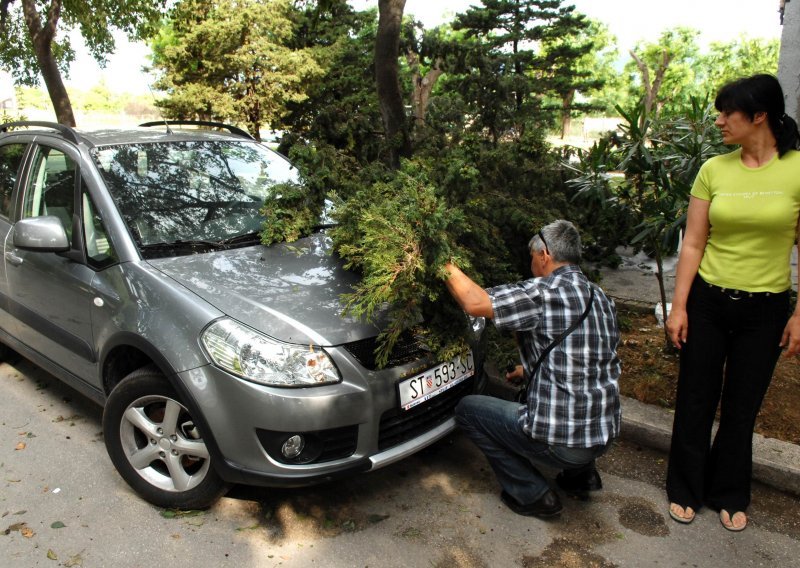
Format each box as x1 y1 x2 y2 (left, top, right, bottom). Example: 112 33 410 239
560 89 576 139
406 51 443 127
652 240 672 349
630 49 671 128
376 0 410 168
21 0 75 126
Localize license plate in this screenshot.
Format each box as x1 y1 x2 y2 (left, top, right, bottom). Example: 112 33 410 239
398 351 475 411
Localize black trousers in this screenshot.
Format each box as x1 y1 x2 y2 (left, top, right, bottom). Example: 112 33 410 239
666 276 789 512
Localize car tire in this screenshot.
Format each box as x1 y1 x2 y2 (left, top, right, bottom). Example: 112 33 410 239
103 365 230 509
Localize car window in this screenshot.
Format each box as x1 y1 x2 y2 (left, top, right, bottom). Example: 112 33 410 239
23 146 76 239
91 141 299 246
82 190 117 269
0 142 27 218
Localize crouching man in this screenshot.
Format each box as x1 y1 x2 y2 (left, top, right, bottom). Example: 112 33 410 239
445 220 621 518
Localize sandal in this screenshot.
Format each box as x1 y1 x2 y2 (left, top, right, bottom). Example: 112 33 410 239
668 503 695 524
720 509 747 532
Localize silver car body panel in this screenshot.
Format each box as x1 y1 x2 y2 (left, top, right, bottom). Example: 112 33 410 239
0 125 485 489
147 234 381 346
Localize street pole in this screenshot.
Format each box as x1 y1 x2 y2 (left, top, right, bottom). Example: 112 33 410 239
778 0 800 120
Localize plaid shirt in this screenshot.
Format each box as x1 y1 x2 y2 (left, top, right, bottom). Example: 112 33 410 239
487 265 621 447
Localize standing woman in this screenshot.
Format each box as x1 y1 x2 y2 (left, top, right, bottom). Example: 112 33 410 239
665 74 800 531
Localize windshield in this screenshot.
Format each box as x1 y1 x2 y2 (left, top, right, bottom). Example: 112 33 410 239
92 140 298 250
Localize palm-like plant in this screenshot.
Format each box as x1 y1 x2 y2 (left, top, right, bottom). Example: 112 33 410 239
567 97 724 347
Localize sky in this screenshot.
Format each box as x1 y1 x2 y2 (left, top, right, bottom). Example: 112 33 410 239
67 0 784 95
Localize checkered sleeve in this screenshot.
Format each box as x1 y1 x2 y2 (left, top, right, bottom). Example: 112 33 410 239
487 281 542 332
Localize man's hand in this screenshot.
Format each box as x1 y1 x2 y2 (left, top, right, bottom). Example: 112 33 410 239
443 262 494 319
505 364 524 384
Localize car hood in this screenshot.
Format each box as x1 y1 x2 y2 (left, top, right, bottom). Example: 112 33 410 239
146 234 381 346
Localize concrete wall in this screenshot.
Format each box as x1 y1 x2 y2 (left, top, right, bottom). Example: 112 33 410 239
779 0 800 120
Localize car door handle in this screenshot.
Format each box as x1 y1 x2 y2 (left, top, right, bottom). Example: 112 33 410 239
5 251 23 266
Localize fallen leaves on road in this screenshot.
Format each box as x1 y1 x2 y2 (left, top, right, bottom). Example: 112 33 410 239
64 551 85 567
51 521 66 529
2 521 34 537
14 442 25 451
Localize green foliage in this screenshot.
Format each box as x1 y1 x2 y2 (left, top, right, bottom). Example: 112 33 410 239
0 0 164 118
77 80 123 114
449 0 599 141
623 28 780 121
278 2 384 163
222 2 754 366
0 109 27 124
624 28 702 115
259 181 323 245
700 37 780 93
563 136 636 263
151 0 322 138
330 160 474 367
14 86 50 110
566 97 726 344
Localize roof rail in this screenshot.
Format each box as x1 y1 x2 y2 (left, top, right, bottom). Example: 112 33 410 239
0 121 81 144
138 120 255 140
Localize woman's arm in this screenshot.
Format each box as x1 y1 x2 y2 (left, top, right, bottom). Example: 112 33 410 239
666 196 710 349
780 218 800 356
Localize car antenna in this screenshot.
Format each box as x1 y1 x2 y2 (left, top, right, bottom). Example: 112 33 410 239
147 85 173 135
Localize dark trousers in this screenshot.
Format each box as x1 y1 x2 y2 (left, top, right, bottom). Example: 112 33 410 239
456 395 608 505
666 276 789 512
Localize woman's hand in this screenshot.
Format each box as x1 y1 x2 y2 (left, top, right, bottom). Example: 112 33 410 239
666 307 689 349
780 313 800 356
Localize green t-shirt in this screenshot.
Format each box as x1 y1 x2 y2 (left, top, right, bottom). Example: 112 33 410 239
691 148 800 292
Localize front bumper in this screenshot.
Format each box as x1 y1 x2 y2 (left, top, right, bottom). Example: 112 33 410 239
175 347 485 487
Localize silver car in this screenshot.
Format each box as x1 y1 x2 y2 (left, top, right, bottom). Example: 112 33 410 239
0 120 486 509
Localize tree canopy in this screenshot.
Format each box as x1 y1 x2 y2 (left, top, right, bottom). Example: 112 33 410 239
3 0 781 364
0 0 164 125
150 0 322 139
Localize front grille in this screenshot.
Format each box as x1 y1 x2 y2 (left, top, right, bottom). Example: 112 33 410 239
378 376 475 451
343 329 431 370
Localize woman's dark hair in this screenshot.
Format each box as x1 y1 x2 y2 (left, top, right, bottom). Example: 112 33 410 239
715 73 800 157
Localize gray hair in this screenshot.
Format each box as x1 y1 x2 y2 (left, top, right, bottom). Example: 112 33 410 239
528 220 582 264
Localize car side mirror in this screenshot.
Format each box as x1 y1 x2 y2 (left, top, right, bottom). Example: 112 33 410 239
13 216 71 252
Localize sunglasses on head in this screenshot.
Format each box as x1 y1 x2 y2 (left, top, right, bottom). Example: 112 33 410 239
538 230 549 255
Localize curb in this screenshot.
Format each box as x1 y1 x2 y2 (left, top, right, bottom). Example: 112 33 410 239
621 395 800 497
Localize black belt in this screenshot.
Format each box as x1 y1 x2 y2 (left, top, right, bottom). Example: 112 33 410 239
701 279 785 300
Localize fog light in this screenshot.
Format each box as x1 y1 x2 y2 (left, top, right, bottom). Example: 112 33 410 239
281 434 305 459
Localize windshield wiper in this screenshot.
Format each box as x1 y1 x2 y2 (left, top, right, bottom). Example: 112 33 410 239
140 239 225 252
140 233 262 254
217 231 262 246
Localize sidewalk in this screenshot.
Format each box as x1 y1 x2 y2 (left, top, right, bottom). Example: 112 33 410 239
488 261 800 497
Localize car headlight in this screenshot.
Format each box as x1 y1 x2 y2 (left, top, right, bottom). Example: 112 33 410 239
201 318 340 387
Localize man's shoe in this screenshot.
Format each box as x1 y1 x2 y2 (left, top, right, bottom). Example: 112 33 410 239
500 490 563 518
556 468 602 500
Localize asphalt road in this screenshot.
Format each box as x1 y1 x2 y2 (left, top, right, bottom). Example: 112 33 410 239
2 357 800 568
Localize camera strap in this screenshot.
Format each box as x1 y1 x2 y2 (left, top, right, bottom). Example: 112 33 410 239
515 284 595 403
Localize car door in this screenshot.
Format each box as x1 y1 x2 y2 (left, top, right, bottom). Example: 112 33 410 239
4 141 99 383
0 140 30 339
